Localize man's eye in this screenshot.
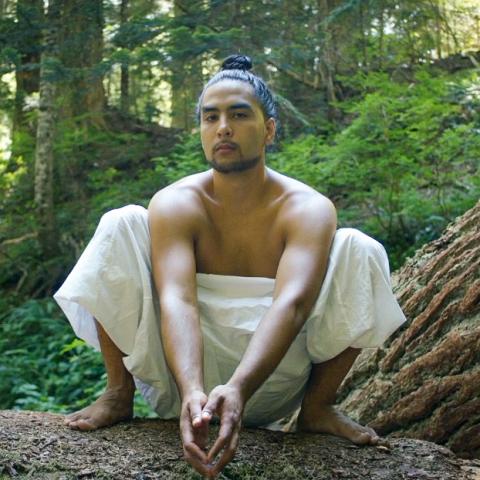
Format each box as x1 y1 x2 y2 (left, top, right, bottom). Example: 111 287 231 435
204 115 217 122
233 112 247 118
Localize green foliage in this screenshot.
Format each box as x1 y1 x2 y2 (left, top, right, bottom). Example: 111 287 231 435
54 122 170 251
0 298 155 417
152 132 206 183
1 0 480 418
269 69 480 268
0 299 102 412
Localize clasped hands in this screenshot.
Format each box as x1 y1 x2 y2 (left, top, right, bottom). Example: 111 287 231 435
180 384 244 478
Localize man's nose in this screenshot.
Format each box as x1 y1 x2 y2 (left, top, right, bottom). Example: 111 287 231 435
217 116 232 136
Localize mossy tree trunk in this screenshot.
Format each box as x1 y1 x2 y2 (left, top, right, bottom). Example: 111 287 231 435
12 0 42 143
57 0 105 127
33 0 59 260
338 201 480 460
119 0 130 115
170 0 203 131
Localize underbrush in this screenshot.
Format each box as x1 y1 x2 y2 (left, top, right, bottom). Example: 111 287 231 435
0 298 155 417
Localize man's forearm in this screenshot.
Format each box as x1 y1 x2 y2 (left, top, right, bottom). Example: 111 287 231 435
228 297 308 402
160 297 204 399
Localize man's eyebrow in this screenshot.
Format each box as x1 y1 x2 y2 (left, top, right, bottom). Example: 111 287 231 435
228 103 253 111
201 103 253 113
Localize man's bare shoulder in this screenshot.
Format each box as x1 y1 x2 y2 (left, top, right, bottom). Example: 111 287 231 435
148 171 211 223
268 169 336 227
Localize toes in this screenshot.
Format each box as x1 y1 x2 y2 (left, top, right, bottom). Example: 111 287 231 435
346 425 379 445
352 431 372 445
65 420 81 430
353 429 380 446
64 412 82 423
367 428 380 445
69 418 97 431
65 412 98 431
76 418 98 431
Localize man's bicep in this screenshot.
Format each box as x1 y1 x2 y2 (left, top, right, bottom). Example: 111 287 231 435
273 197 336 316
148 197 197 303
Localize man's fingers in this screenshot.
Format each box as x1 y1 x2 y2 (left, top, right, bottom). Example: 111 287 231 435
203 394 220 420
184 450 212 478
207 418 235 462
189 399 205 428
211 430 239 477
184 440 209 465
202 408 213 422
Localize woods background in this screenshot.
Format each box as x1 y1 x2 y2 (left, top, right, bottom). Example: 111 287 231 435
0 0 479 430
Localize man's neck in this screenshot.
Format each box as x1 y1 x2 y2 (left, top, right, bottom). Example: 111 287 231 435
210 162 269 213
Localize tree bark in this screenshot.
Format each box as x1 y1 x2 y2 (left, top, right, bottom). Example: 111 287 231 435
434 0 443 59
338 200 480 460
317 0 338 105
33 0 59 260
170 0 203 130
0 410 478 479
57 0 105 127
119 0 130 115
13 0 42 137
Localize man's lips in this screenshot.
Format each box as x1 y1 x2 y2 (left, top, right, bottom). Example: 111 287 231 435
214 142 237 152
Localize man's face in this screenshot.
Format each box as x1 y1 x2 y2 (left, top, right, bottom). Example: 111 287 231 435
199 80 275 174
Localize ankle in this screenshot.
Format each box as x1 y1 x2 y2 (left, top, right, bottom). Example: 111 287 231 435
106 378 135 396
301 393 335 412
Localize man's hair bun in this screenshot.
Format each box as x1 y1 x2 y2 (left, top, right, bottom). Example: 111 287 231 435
221 55 253 72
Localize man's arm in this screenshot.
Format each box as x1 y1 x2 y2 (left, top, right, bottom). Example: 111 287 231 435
148 189 212 477
203 193 337 475
230 193 336 397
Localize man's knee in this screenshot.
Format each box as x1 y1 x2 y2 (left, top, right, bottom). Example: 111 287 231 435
334 228 387 262
99 204 148 231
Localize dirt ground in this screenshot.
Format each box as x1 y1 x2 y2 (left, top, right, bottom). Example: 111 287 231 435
1 410 479 479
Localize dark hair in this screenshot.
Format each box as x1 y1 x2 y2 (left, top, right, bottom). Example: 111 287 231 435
196 54 278 123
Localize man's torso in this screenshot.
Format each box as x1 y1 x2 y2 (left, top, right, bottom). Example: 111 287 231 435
156 169 321 278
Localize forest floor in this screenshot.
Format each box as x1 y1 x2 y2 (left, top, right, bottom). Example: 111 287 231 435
1 410 479 479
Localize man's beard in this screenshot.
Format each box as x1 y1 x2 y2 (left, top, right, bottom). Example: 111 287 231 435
207 155 261 174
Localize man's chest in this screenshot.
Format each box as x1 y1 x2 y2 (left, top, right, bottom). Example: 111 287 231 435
194 213 285 278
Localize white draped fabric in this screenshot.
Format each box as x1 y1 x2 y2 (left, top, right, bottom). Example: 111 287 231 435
54 205 406 426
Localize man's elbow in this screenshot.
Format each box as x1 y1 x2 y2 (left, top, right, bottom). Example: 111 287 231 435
276 293 314 331
160 290 197 315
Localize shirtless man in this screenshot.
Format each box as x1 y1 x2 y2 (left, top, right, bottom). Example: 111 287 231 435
60 55 402 479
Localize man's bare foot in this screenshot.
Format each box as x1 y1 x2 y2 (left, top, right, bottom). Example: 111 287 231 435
64 387 134 431
297 404 379 445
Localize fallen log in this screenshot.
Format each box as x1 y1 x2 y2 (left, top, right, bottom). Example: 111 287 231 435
0 410 479 479
338 200 480 460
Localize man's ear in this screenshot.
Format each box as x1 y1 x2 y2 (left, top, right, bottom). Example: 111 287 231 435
265 118 276 145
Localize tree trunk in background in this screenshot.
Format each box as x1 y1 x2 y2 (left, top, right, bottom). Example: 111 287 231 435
434 0 443 59
120 0 130 115
317 0 340 121
359 0 368 68
378 0 385 69
15 1 42 93
34 0 59 259
10 0 42 168
170 0 203 130
338 201 480 459
57 0 105 126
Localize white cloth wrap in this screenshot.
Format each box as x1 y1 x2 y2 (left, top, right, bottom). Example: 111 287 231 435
54 205 406 426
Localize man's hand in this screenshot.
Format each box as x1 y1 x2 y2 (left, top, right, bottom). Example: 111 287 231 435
180 389 213 477
201 384 245 478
